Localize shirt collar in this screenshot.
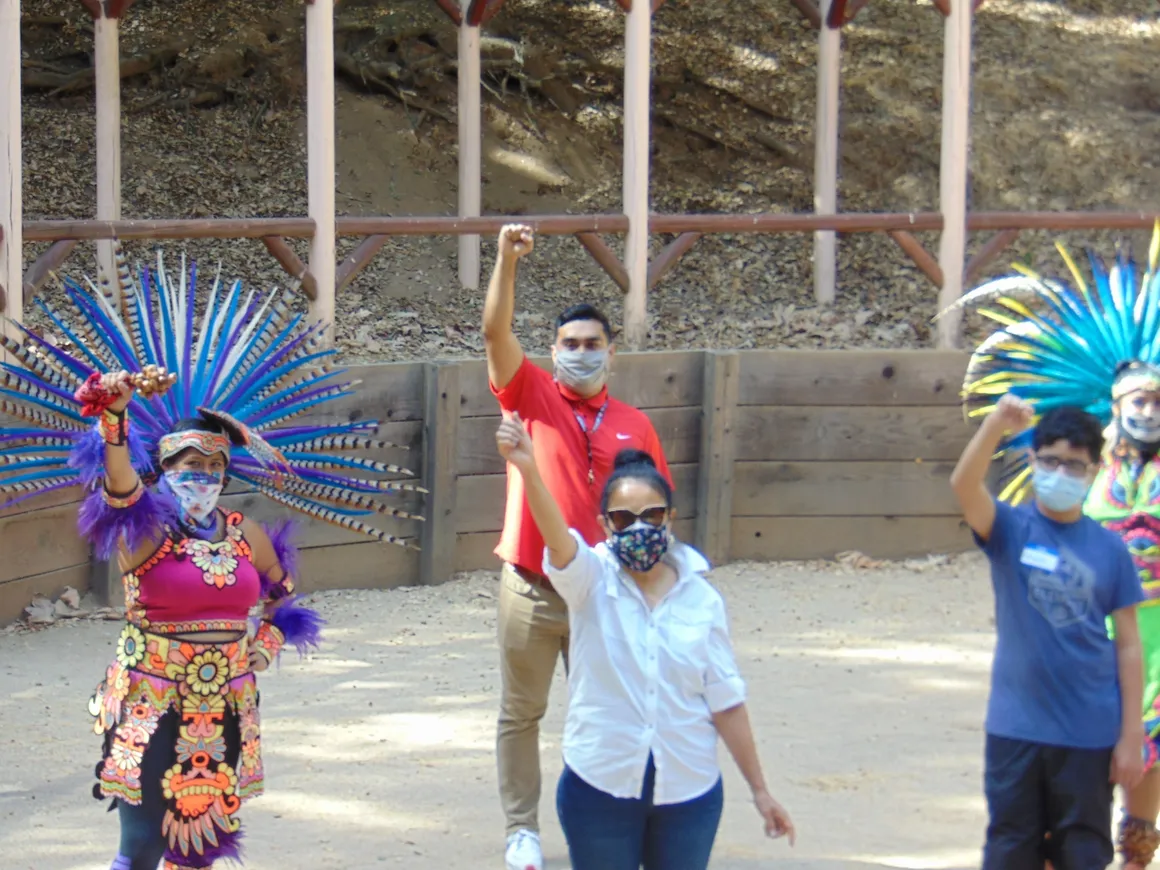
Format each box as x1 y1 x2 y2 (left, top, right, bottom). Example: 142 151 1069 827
599 539 710 599
556 379 609 411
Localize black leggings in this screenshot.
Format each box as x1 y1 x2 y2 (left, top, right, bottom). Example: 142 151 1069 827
115 711 185 870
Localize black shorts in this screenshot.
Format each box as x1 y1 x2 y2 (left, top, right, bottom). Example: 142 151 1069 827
983 734 1114 870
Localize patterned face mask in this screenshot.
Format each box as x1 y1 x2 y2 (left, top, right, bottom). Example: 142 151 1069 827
608 520 671 572
164 469 225 526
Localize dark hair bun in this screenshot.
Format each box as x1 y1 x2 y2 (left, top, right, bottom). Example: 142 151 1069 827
1114 360 1137 378
613 448 656 471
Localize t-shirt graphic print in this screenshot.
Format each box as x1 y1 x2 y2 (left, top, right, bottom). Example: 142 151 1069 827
976 500 1144 749
1026 544 1095 629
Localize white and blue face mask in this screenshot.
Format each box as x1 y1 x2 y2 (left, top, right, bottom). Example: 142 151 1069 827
164 469 225 526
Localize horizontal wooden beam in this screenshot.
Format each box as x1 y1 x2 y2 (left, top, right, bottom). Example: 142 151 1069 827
648 232 701 290
260 236 317 301
336 234 391 290
575 233 629 292
23 218 316 241
338 214 630 236
888 229 943 288
20 212 1160 244
22 240 77 296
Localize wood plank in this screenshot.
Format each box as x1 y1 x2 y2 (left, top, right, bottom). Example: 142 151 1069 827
730 516 972 561
454 464 700 534
218 492 423 549
0 501 90 585
457 351 704 417
454 517 698 574
734 406 971 462
0 562 91 626
420 362 461 585
295 539 418 593
0 489 83 519
300 363 426 425
694 351 739 565
456 406 701 475
737 350 968 406
732 460 960 517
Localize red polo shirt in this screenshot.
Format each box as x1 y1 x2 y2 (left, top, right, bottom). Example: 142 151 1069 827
492 357 673 577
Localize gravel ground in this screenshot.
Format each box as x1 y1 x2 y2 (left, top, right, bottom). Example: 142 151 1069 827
1 552 1013 870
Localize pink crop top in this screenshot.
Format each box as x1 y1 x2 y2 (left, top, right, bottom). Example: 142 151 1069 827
126 511 263 632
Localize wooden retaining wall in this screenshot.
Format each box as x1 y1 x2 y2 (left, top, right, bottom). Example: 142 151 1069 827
0 349 975 623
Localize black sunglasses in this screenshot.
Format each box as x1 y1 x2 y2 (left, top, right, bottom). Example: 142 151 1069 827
605 506 668 533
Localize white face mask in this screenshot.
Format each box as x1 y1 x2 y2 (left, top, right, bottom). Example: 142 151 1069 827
555 349 609 393
164 470 224 526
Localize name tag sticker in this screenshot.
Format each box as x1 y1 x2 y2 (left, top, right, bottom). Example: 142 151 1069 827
1020 544 1060 572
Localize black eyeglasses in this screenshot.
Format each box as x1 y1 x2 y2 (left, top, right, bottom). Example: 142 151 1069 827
605 506 668 532
1035 454 1092 477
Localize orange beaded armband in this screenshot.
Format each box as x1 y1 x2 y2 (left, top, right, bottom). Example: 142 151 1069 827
101 480 146 509
100 409 129 446
253 621 285 663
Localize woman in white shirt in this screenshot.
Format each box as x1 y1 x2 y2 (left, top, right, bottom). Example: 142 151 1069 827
495 413 794 870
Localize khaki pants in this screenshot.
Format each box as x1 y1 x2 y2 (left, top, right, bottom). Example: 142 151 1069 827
497 563 570 836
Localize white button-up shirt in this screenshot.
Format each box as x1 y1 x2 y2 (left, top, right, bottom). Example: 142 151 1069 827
543 529 747 805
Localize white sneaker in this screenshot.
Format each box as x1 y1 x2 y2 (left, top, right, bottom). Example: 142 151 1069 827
505 829 543 870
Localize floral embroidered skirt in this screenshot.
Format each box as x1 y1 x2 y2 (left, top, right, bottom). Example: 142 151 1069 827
89 623 264 867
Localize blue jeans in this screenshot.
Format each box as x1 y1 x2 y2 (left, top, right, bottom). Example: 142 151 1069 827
556 757 724 870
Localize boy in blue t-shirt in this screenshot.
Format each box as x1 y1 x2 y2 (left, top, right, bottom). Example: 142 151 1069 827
951 394 1147 869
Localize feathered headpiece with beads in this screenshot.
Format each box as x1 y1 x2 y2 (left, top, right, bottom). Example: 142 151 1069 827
0 246 425 558
938 221 1160 504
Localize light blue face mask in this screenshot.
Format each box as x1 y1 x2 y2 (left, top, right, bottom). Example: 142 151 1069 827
1032 467 1090 513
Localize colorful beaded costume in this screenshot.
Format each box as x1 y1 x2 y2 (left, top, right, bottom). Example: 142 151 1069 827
945 224 1160 864
0 247 425 868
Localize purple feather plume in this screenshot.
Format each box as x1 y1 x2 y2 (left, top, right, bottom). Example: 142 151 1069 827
261 517 301 594
77 485 179 561
166 825 244 867
269 597 325 657
68 424 153 489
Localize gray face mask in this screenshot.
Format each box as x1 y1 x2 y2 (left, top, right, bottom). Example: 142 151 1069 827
555 349 609 393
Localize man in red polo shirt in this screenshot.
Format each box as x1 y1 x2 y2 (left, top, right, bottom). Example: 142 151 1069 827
483 224 673 870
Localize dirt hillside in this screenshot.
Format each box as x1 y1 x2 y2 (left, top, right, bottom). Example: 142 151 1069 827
17 0 1160 359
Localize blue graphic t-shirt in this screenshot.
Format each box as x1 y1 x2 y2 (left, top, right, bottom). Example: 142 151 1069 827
977 500 1145 749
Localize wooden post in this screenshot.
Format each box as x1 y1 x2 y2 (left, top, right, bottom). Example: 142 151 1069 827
419 361 461 585
0 0 22 343
813 0 840 306
306 0 337 341
694 350 739 566
457 1 482 290
94 10 121 288
621 0 652 351
936 0 974 348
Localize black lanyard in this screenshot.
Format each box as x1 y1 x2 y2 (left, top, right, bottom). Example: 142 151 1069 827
573 400 609 485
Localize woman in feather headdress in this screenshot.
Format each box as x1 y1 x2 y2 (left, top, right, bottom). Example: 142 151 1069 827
0 249 423 869
953 225 1160 869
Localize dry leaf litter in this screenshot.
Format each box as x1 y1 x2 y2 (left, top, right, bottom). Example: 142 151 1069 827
15 0 1160 360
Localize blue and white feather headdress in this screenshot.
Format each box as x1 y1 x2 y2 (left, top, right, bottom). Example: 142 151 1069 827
0 245 424 554
940 222 1160 503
